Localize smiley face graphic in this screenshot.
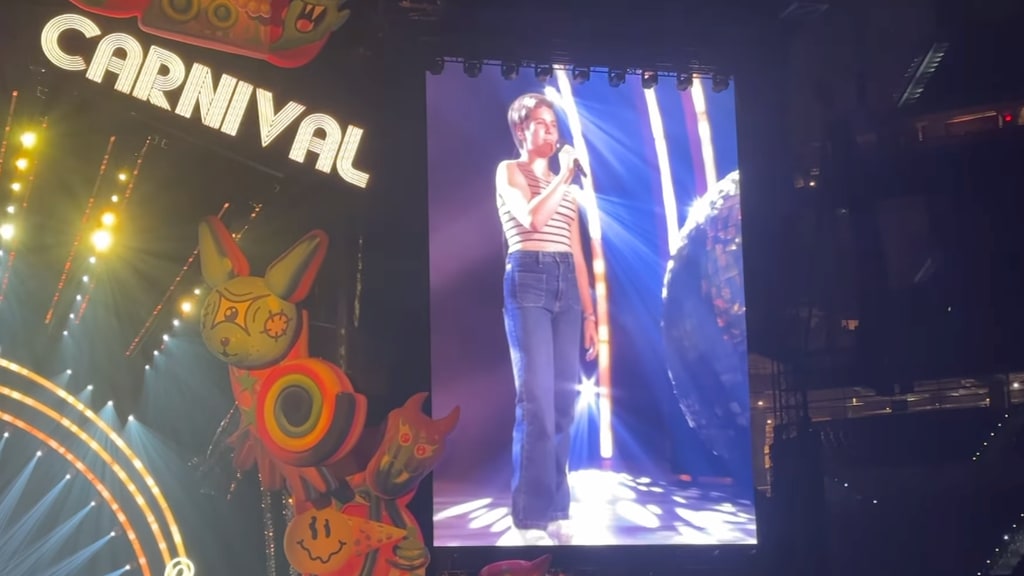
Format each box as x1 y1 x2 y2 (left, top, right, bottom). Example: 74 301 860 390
284 506 406 574
286 508 351 573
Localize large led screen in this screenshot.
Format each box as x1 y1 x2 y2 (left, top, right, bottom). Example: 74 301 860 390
427 65 756 547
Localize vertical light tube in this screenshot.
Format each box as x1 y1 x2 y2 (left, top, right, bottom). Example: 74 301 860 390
553 70 614 459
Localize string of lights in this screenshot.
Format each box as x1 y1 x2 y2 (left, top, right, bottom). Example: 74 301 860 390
0 90 18 178
43 136 116 325
0 357 187 562
972 412 1012 462
977 512 1024 576
0 124 45 304
0 413 151 576
75 138 154 325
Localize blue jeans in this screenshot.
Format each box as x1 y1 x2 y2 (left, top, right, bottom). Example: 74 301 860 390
503 250 582 530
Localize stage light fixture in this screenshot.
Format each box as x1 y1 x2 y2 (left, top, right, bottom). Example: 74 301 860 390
101 211 117 227
0 223 14 240
535 64 553 82
6 206 14 214
91 229 113 252
20 131 37 149
500 61 519 80
10 182 22 192
427 57 445 76
641 70 659 90
180 299 194 314
463 60 482 78
712 73 730 93
572 66 590 84
14 158 28 171
193 287 201 295
118 172 128 182
676 72 693 91
608 69 626 87
111 194 119 203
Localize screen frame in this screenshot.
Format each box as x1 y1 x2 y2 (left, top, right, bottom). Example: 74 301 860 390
422 47 787 569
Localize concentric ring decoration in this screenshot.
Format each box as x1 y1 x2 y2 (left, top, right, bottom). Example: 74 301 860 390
256 358 367 467
0 356 189 576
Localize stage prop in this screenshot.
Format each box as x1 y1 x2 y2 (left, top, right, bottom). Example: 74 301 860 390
478 555 552 576
663 171 749 468
197 216 458 575
67 0 352 68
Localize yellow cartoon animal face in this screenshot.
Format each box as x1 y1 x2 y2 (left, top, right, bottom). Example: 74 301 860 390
197 217 328 369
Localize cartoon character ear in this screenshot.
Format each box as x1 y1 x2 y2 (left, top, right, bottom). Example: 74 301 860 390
437 406 460 435
265 230 329 303
530 555 552 574
198 216 250 287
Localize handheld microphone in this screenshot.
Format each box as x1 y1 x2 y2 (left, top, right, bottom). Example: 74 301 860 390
556 142 588 179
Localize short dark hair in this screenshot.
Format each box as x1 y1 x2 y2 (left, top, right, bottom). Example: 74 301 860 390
507 93 555 150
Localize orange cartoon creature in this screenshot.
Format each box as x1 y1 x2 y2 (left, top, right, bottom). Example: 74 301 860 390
67 0 352 68
328 393 460 576
197 216 367 505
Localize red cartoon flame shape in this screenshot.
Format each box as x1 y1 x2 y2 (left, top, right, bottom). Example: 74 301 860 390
67 0 352 68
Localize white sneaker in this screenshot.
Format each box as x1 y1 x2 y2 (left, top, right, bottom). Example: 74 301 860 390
517 528 555 545
546 520 574 545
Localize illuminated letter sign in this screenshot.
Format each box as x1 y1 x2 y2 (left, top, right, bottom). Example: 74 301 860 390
40 13 371 189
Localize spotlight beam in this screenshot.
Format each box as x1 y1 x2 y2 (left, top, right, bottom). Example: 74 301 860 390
0 476 69 559
553 70 615 459
0 385 172 566
643 89 682 255
0 91 17 178
0 358 186 563
688 79 718 193
0 453 37 529
8 504 93 576
0 413 151 576
43 136 117 325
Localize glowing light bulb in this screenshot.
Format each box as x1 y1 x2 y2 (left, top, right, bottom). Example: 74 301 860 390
6 206 14 214
20 132 37 149
10 182 22 192
111 194 119 203
91 229 113 252
14 158 28 170
100 212 116 227
180 300 194 314
118 172 128 182
0 223 14 240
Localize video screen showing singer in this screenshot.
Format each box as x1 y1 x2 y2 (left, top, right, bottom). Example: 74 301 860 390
427 66 757 547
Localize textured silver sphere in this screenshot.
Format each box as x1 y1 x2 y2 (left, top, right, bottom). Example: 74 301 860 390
662 171 749 467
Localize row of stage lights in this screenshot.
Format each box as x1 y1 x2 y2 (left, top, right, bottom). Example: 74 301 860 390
427 58 732 93
0 131 38 243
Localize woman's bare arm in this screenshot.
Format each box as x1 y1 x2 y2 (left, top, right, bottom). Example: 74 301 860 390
496 161 574 231
570 205 594 318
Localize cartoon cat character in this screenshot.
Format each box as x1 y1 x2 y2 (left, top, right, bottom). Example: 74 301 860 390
479 555 552 576
197 216 367 504
69 0 351 68
326 392 459 576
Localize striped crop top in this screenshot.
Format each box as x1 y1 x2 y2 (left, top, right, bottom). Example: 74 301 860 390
498 162 578 252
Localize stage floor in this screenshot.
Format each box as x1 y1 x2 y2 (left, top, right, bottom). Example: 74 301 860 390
433 469 757 546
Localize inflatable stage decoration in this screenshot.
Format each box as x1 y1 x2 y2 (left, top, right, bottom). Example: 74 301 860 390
67 0 352 68
478 555 552 576
662 170 749 469
197 216 460 575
